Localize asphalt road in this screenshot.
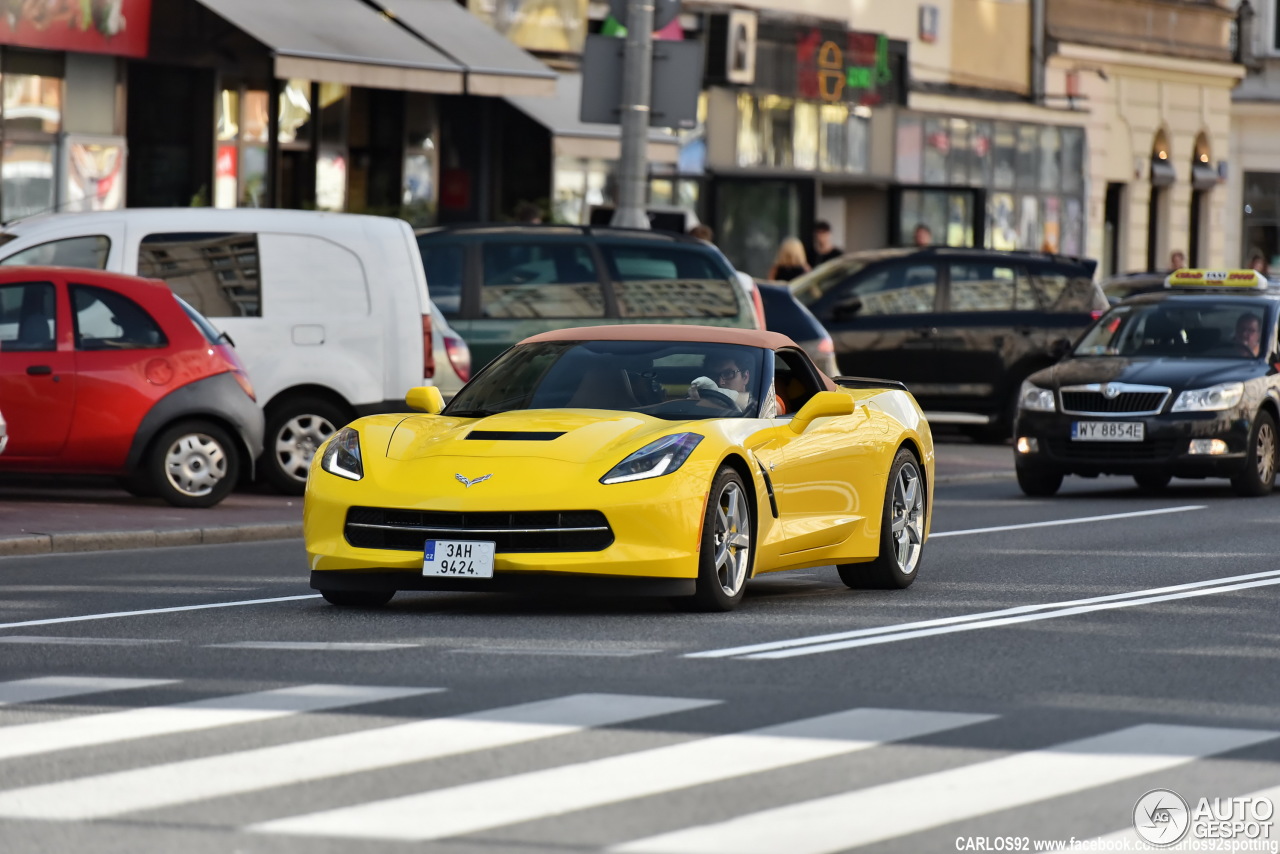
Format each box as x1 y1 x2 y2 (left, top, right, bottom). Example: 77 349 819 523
2 472 1279 854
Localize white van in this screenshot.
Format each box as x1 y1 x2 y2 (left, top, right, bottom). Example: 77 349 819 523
0 209 433 493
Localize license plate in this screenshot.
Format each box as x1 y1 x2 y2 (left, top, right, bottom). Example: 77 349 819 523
1071 421 1144 442
423 540 495 578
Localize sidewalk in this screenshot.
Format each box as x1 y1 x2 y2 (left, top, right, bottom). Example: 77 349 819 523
0 438 1013 557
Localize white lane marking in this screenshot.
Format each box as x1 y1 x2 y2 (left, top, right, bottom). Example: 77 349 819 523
449 647 661 657
207 642 420 651
0 684 437 762
0 676 174 707
691 568 1280 659
748 576 1280 659
251 708 994 842
929 505 1206 538
1088 783 1280 849
0 636 180 646
0 595 320 631
611 724 1279 854
0 693 715 821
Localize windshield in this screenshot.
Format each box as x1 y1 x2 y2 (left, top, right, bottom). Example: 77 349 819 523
444 340 768 420
787 257 871 307
1075 300 1271 360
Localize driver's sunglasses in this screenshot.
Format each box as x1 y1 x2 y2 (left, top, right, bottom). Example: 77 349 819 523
715 368 741 380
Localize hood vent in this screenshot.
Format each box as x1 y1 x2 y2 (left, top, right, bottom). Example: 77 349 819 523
465 430 566 441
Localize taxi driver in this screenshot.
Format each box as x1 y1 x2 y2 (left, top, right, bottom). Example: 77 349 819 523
1235 312 1263 358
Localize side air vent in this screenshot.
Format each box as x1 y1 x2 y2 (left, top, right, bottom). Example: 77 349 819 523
465 431 566 441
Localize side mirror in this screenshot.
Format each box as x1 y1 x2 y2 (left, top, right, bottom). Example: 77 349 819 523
789 391 855 433
405 386 445 414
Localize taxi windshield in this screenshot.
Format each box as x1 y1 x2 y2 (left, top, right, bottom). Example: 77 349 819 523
1075 301 1270 360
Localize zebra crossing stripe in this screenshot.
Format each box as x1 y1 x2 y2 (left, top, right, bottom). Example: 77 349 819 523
0 683 439 762
610 724 1280 854
0 693 714 821
249 708 994 841
0 676 174 706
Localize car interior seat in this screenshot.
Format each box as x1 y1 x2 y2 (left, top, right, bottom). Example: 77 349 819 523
567 365 640 411
16 313 53 350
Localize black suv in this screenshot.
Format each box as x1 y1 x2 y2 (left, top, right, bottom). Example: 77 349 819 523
789 247 1106 439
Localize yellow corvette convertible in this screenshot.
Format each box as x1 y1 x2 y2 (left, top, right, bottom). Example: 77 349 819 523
304 326 934 611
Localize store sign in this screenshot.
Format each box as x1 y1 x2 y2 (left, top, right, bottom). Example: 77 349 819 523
0 0 151 58
796 28 894 106
468 0 588 54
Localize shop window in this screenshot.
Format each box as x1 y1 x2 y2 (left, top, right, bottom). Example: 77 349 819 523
71 285 166 350
970 121 993 189
989 193 1017 251
0 281 55 351
0 235 109 269
896 113 923 183
1 141 54 222
923 117 948 184
948 263 1016 312
736 93 762 168
1061 128 1085 195
948 118 970 186
479 242 604 319
3 76 62 135
759 95 795 168
992 122 1017 190
138 232 262 318
1038 126 1061 193
845 113 869 174
793 101 819 171
1016 125 1039 191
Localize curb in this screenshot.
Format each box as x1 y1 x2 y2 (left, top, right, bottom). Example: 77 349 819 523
0 523 303 558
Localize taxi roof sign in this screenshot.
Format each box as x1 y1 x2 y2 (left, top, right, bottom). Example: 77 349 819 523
1164 268 1269 290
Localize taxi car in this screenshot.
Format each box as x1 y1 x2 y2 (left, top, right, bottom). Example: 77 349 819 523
304 325 934 611
1013 269 1280 497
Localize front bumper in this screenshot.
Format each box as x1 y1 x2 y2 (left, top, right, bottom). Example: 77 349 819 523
1014 409 1253 478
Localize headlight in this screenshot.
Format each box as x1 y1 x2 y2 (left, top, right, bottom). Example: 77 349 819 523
1172 382 1244 412
1018 381 1056 412
319 427 363 480
601 433 703 484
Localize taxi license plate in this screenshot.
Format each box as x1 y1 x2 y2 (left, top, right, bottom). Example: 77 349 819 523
1071 422 1144 442
423 540 495 578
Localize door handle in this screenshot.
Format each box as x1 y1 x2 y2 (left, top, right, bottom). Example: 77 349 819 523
26 365 52 376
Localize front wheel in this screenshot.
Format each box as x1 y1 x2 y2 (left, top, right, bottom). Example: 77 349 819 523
263 397 347 495
146 421 240 508
1017 466 1063 497
1232 411 1277 497
320 589 395 607
838 448 926 590
679 467 754 612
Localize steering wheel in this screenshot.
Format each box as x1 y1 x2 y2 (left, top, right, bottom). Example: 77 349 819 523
694 387 739 409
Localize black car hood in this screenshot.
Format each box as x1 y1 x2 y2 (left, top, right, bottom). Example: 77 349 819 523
1029 357 1263 390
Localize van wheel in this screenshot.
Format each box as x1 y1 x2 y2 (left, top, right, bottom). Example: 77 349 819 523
263 397 347 494
147 421 240 508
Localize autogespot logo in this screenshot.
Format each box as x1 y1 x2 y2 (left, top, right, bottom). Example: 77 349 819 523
1134 788 1191 847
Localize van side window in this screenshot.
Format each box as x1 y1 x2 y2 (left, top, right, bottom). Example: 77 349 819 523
139 232 261 318
418 240 463 318
947 263 1017 312
602 245 741 319
0 281 56 351
480 242 604 319
70 285 167 350
0 235 109 269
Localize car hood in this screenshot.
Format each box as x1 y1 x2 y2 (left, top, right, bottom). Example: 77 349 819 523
384 409 698 464
1030 357 1263 390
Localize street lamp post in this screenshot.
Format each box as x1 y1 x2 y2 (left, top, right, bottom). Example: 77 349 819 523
611 0 654 229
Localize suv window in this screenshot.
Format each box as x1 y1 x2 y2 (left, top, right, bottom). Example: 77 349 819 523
0 235 109 269
832 263 938 316
947 263 1017 312
480 242 604 319
138 232 262 318
1037 267 1100 312
71 285 167 350
0 281 55 351
418 240 463 318
604 243 741 319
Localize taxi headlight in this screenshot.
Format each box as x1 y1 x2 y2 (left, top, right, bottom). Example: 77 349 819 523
1172 382 1244 412
319 427 363 480
1018 381 1056 412
601 433 703 484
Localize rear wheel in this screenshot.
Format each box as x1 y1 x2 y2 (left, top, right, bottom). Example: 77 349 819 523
146 421 240 508
1232 411 1277 497
838 449 925 590
1133 472 1172 491
320 589 395 607
263 397 347 495
1016 466 1063 497
679 467 753 612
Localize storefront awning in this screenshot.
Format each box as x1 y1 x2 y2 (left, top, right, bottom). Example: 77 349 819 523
506 73 680 163
197 0 544 96
370 0 556 97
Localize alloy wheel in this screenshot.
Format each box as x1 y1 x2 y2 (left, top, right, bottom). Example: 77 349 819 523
1257 421 1276 483
164 432 228 497
712 481 751 596
275 414 337 482
890 462 925 575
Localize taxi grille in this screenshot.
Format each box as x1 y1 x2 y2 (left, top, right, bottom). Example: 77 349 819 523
1060 391 1168 414
343 507 614 553
1046 439 1180 461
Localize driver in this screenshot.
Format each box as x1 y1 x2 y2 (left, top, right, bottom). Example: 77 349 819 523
1235 312 1262 358
688 353 752 409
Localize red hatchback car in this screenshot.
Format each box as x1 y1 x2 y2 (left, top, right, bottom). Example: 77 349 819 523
0 267 264 507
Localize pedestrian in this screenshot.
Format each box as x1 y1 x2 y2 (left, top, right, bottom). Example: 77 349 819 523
808 220 843 267
688 224 714 243
767 237 811 282
1250 253 1270 276
514 201 542 224
1169 250 1186 271
913 223 933 248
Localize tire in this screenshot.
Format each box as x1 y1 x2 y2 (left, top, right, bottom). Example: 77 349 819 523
1016 466 1063 497
146 420 240 508
838 448 926 590
679 467 754 612
1231 411 1277 497
1133 472 1172 491
320 589 395 607
263 397 347 495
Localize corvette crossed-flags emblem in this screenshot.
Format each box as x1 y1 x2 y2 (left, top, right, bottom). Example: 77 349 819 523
455 473 493 488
